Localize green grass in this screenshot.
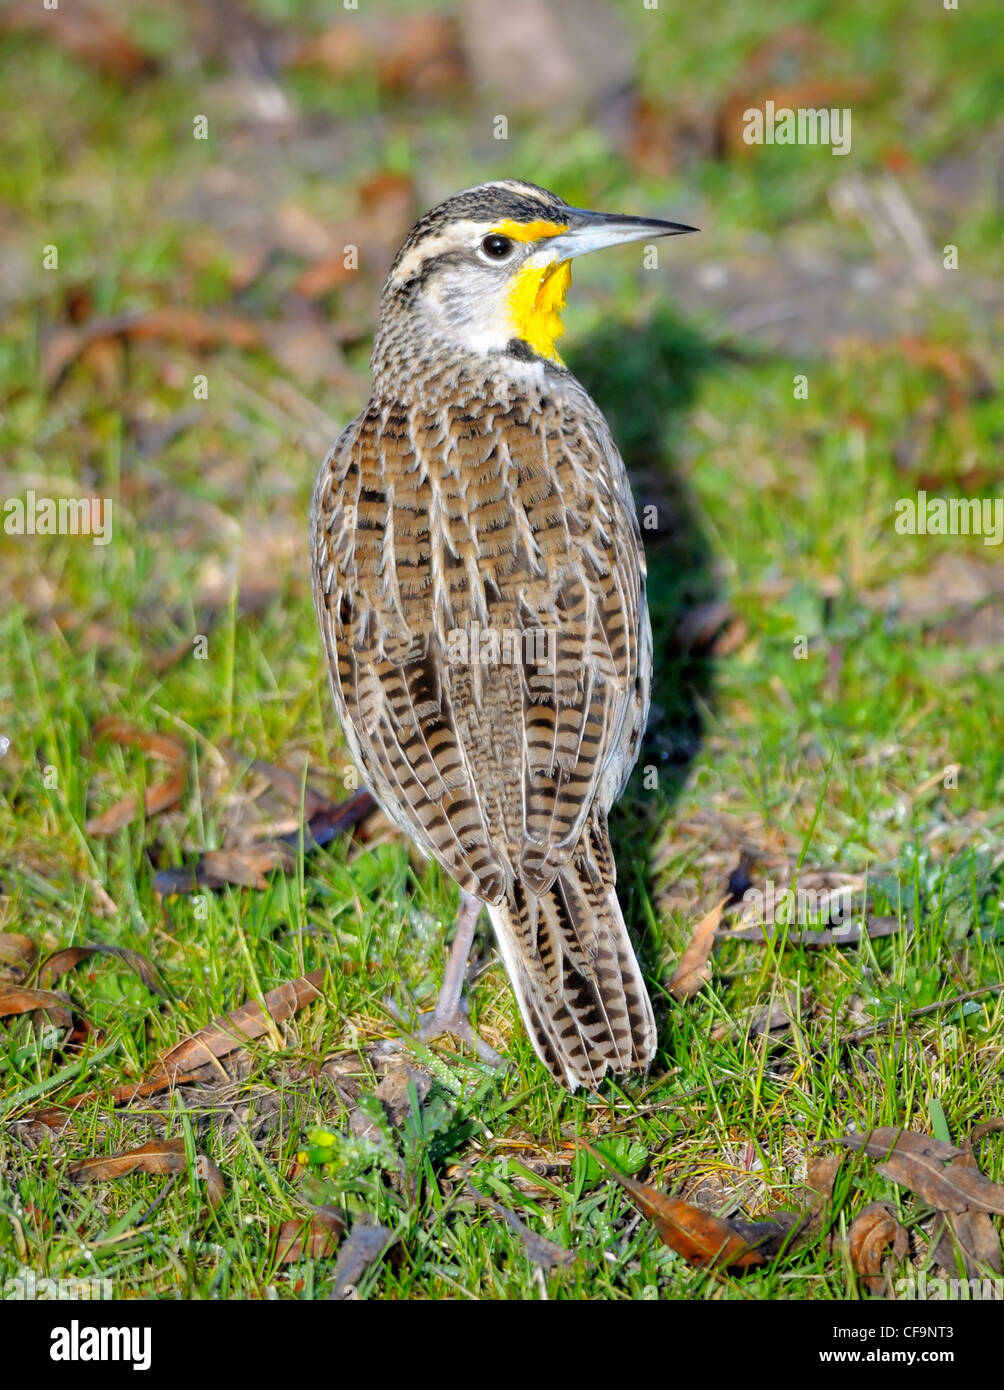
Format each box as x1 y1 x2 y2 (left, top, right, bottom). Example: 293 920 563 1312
1 0 1002 1300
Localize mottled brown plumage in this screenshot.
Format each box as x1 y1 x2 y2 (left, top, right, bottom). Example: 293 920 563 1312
310 180 695 1087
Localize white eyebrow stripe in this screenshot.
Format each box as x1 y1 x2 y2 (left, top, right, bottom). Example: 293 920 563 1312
390 220 494 283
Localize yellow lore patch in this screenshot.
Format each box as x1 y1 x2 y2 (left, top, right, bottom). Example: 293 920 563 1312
506 259 572 362
492 218 568 243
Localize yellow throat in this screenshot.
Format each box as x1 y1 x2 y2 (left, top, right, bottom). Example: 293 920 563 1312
506 259 572 363
495 219 572 363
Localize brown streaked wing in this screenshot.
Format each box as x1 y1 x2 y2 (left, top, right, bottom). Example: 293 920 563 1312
311 388 647 907
499 403 646 894
311 407 508 903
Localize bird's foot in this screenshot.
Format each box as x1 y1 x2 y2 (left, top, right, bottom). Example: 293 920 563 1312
412 996 505 1069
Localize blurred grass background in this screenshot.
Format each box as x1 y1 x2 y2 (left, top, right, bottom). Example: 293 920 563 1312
0 0 1002 1300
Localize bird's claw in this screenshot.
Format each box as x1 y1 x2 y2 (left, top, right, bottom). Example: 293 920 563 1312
412 1001 506 1069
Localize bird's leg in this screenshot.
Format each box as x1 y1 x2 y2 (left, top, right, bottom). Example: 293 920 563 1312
414 891 504 1068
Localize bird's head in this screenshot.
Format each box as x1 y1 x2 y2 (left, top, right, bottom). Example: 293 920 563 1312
374 179 696 377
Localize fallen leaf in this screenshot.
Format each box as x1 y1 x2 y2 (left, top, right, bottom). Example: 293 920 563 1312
44 309 263 391
372 1062 434 1128
67 1139 224 1208
275 1208 344 1264
273 203 341 260
292 257 356 300
0 934 36 971
841 1128 1004 1216
152 788 376 896
154 843 295 894
580 1142 765 1269
467 1185 574 1269
802 1153 846 1247
669 898 726 1002
291 14 464 95
805 1154 845 1200
0 986 74 1029
971 1119 1004 1145
932 1203 1003 1280
0 2 154 82
91 717 184 765
249 758 339 822
86 718 186 837
328 1223 395 1300
22 1065 208 1131
848 1201 909 1295
719 77 877 158
931 1126 1004 1277
291 174 415 299
676 600 735 654
37 944 167 997
153 970 325 1082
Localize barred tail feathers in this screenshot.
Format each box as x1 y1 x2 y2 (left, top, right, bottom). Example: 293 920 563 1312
486 835 656 1089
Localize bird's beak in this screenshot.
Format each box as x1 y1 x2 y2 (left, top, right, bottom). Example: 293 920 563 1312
539 208 698 264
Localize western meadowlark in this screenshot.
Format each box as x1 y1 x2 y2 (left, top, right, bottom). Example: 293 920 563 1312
311 179 695 1088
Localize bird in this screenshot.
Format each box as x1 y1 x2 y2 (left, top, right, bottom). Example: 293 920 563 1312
311 179 696 1088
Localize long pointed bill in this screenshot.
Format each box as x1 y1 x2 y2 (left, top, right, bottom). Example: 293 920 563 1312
540 209 698 263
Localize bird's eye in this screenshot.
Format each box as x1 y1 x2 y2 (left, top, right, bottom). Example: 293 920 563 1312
480 233 514 260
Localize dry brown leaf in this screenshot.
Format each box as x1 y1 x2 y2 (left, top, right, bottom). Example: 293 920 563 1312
176 843 295 891
0 985 74 1028
0 934 36 982
931 1130 1003 1277
328 1223 395 1300
581 1142 765 1269
24 1069 205 1131
932 1205 1003 1279
293 258 357 300
91 717 184 763
68 1138 224 1208
848 1201 909 1295
152 788 375 896
801 1153 846 1248
275 1209 344 1264
0 2 154 82
467 1185 574 1270
806 1153 845 1199
37 944 166 997
153 970 325 1082
669 898 726 1002
290 14 463 94
676 600 735 654
841 1128 1004 1216
45 309 262 391
292 174 415 299
0 934 36 967
249 759 337 821
972 1119 1004 1145
27 975 324 1129
86 718 186 837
